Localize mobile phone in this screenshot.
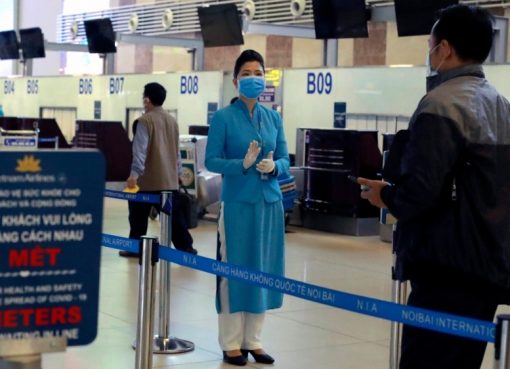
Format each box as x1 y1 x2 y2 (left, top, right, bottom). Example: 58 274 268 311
347 175 369 191
347 175 358 184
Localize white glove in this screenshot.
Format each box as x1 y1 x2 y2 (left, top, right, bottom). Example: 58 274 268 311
243 140 261 169
256 151 275 174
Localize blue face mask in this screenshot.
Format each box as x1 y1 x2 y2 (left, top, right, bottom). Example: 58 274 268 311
238 76 266 99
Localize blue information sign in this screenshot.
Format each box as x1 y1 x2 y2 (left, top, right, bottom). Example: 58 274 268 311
334 102 347 128
258 86 275 103
0 150 105 346
207 102 218 125
2 138 37 148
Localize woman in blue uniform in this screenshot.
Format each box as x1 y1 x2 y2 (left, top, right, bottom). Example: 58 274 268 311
205 49 290 366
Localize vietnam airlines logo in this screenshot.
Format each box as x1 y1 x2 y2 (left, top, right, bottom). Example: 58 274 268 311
16 155 41 173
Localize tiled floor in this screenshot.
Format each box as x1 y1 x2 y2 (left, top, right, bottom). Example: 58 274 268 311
41 198 507 369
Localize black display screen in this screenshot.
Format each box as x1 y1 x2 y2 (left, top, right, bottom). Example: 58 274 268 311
197 4 244 47
84 18 117 54
0 30 20 60
312 0 369 39
19 27 45 59
394 0 459 37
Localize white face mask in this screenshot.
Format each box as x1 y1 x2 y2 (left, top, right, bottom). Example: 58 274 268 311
426 44 445 77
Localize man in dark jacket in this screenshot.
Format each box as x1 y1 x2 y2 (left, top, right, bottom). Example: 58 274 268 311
358 5 510 369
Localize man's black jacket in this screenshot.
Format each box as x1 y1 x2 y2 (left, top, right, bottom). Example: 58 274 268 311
381 64 510 289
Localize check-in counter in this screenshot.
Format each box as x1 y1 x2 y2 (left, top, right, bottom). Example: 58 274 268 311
296 128 382 236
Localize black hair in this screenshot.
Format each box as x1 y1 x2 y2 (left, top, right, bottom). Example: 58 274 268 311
230 96 239 105
233 49 265 78
143 82 166 106
432 5 494 63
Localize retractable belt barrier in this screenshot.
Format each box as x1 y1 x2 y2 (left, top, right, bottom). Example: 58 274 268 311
102 233 139 253
104 189 161 204
101 233 496 343
37 137 58 143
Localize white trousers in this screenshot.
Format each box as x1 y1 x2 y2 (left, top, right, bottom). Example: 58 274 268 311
218 311 265 351
218 204 265 351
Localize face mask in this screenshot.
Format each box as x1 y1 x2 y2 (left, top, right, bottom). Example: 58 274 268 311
238 76 266 99
425 44 446 92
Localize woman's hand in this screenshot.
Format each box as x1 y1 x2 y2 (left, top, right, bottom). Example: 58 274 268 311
256 151 275 173
243 140 261 169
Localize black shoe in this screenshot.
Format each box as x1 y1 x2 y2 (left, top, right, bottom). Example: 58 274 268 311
223 351 247 366
119 251 138 258
149 206 159 221
241 349 275 364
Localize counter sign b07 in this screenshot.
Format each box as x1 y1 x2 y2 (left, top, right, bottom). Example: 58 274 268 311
27 79 39 95
109 77 124 95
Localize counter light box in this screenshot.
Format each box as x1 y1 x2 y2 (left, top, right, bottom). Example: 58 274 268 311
312 0 369 39
0 30 20 60
20 27 45 59
84 18 117 54
394 0 459 37
197 4 244 47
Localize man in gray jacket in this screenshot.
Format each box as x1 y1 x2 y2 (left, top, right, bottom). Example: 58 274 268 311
121 82 196 256
358 5 510 369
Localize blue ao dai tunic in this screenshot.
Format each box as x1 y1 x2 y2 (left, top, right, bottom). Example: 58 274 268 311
205 99 290 314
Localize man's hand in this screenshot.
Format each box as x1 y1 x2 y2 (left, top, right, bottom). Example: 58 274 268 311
357 177 389 209
127 176 138 189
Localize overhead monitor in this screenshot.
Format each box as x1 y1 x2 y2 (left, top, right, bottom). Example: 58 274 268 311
84 18 117 54
0 30 20 60
19 27 46 59
197 4 244 47
394 0 459 37
312 0 369 39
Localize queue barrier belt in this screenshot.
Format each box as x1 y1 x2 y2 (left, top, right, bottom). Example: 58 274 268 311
101 233 496 343
38 138 58 143
104 190 160 204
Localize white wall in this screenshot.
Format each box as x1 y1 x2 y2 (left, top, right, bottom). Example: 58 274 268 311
2 64 510 155
0 71 223 138
281 66 426 153
281 64 510 153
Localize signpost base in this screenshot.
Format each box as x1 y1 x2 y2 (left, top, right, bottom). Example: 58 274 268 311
152 335 195 354
132 336 195 354
0 337 67 369
0 354 41 369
